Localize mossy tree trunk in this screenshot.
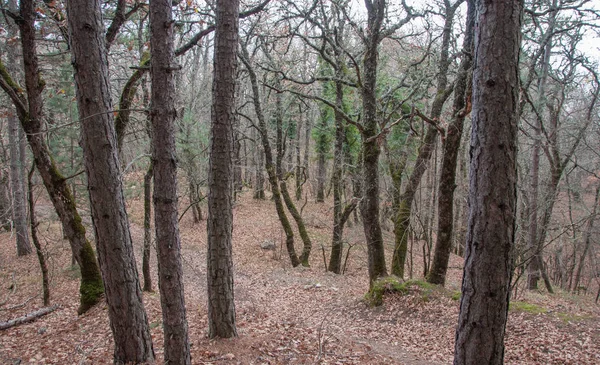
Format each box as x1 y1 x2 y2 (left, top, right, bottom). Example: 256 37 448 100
0 1 104 315
240 44 300 267
428 0 474 286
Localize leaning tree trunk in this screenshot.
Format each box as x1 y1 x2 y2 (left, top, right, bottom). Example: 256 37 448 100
4 0 104 315
8 114 31 256
67 0 154 362
149 0 191 358
390 0 459 279
240 45 300 267
28 163 50 306
453 0 522 363
207 0 240 339
428 0 474 286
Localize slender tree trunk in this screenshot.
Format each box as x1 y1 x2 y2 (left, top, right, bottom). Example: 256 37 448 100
295 111 304 201
8 114 31 256
241 45 300 267
27 163 50 305
390 0 459 278
573 185 599 291
428 0 474 286
142 162 153 292
453 0 522 362
207 0 240 339
67 1 154 362
315 112 327 203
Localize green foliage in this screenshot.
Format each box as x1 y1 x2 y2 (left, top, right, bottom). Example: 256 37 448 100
364 277 437 307
509 301 548 314
451 291 462 301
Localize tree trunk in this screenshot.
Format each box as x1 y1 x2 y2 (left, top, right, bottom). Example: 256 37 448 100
315 110 328 203
8 114 31 256
142 162 153 293
27 163 50 306
207 0 240 339
453 0 522 363
295 110 304 201
67 1 154 362
240 45 300 267
5 0 104 315
149 0 191 359
390 0 459 278
572 185 599 291
329 80 347 273
360 0 388 284
428 0 474 286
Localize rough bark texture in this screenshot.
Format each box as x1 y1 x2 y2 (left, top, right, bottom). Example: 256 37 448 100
428 0 474 286
149 0 191 359
67 1 154 362
207 0 240 339
142 163 153 293
360 0 387 283
8 114 31 256
6 0 104 314
453 0 522 363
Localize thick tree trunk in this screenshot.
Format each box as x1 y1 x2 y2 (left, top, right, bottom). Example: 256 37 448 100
295 112 304 201
7 0 104 315
150 0 191 360
207 0 240 339
67 1 154 362
453 0 522 363
428 0 474 286
8 114 31 256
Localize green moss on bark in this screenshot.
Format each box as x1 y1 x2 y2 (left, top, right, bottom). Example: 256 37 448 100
77 241 104 314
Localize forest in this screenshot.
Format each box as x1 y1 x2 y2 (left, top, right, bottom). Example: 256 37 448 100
0 0 599 364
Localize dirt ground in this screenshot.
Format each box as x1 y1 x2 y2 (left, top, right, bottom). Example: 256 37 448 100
0 189 599 364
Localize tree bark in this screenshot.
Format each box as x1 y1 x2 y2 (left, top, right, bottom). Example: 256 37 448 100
67 0 154 362
150 0 191 359
207 0 240 339
8 114 31 256
142 162 153 292
2 0 105 315
428 0 474 286
360 0 388 284
453 0 522 363
28 163 50 306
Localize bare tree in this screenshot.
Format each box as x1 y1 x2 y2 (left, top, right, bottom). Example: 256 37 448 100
453 0 522 363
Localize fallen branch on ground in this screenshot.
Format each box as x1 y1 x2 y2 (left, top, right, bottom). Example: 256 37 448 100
0 305 59 330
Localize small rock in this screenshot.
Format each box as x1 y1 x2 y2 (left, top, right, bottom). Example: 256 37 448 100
260 240 276 250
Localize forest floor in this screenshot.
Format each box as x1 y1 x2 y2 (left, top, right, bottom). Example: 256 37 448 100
0 186 599 364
